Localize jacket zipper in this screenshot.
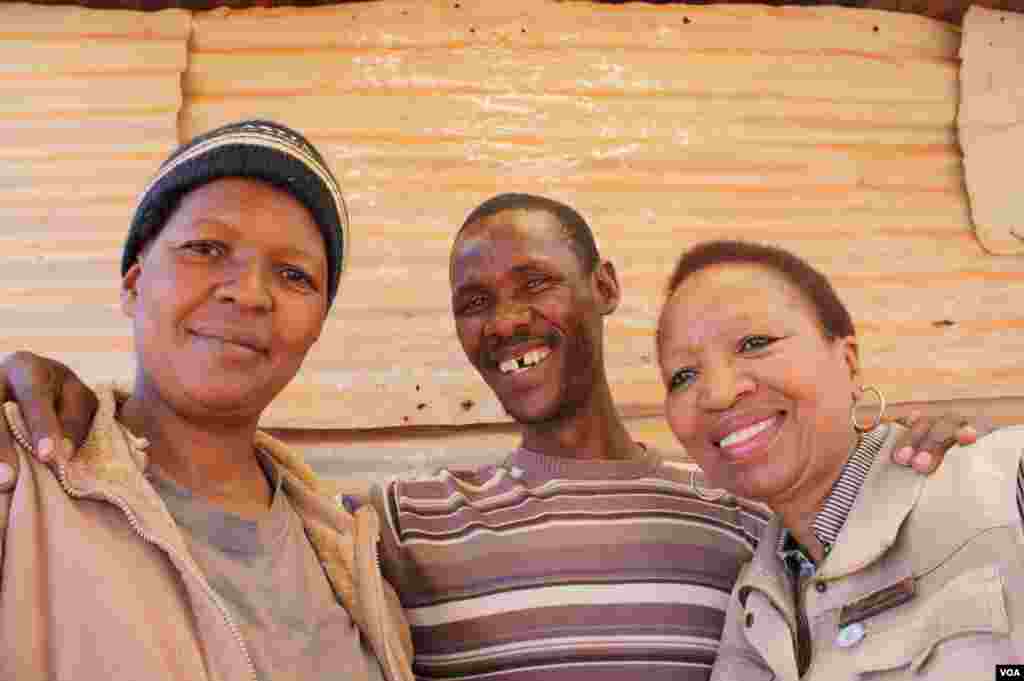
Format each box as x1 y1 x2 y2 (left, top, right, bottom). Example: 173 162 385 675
795 575 814 678
360 508 411 681
5 419 259 681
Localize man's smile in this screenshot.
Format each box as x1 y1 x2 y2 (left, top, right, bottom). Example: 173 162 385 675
498 347 552 375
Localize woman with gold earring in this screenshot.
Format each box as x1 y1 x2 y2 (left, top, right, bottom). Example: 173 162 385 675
657 239 1024 680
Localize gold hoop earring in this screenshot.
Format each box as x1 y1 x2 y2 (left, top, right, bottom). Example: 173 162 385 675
851 385 886 433
689 469 727 502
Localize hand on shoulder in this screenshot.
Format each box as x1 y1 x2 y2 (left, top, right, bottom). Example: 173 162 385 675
889 409 997 474
0 409 18 493
0 351 96 466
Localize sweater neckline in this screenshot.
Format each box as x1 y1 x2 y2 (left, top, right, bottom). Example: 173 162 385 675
503 443 660 482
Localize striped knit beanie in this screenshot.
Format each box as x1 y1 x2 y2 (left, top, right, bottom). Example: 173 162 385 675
123 120 348 309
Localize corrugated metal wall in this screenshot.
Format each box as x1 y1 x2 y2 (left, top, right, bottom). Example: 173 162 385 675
0 4 189 408
2 1 1022 478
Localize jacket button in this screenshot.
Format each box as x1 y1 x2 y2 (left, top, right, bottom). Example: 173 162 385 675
815 581 827 593
745 612 755 628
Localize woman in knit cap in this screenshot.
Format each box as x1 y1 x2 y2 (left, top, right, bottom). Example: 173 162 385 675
0 120 413 681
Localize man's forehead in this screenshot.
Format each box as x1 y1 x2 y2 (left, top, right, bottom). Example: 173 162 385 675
465 207 566 243
451 209 577 285
453 208 570 262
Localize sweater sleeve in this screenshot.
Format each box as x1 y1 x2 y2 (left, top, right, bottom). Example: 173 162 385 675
1017 454 1024 545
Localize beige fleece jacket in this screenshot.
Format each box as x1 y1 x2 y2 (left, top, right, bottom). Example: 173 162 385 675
0 386 414 681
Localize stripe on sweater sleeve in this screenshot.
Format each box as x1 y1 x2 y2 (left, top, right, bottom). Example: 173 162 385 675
1017 455 1024 542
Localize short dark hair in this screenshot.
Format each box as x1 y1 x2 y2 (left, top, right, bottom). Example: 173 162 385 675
663 240 855 340
457 193 600 273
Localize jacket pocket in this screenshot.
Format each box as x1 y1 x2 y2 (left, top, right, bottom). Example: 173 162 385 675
853 564 1009 675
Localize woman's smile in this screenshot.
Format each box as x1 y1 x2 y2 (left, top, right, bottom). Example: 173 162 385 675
187 328 270 359
714 411 785 461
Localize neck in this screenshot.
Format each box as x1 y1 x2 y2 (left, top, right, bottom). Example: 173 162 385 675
519 378 641 461
770 429 860 563
120 380 273 519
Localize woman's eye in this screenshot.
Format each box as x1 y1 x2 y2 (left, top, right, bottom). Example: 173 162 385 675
669 368 697 391
525 277 549 291
181 241 225 258
738 335 777 353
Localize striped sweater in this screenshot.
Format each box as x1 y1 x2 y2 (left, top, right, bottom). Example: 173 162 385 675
372 447 771 681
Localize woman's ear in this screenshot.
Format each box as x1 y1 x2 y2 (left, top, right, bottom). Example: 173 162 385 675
592 260 621 316
121 263 142 318
839 335 861 382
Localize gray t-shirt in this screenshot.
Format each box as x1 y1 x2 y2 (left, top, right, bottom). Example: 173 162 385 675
147 455 386 681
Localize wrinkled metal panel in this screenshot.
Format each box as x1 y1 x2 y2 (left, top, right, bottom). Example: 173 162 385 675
959 5 1024 254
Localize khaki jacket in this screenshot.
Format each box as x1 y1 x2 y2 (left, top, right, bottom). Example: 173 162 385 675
0 387 414 681
711 424 1024 680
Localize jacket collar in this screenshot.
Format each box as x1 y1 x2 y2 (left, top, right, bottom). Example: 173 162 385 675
25 385 362 588
61 386 341 508
733 423 918 617
816 423 925 580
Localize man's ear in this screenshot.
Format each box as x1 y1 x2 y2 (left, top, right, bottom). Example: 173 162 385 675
592 260 621 316
121 263 142 318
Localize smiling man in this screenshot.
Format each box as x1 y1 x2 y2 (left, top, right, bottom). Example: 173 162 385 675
372 195 756 680
451 197 621 444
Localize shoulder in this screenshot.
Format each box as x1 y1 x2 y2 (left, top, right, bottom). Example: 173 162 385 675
253 430 322 490
962 424 1024 461
653 455 774 518
898 426 1024 570
0 402 63 491
0 401 80 513
919 425 1024 513
373 460 508 530
387 461 508 503
621 454 769 552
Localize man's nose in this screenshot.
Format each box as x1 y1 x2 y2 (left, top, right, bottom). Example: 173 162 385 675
485 300 531 338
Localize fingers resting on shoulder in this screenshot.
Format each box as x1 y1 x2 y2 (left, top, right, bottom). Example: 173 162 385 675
889 409 996 475
0 352 97 463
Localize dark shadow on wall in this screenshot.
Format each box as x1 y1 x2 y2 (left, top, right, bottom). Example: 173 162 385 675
8 0 1024 25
